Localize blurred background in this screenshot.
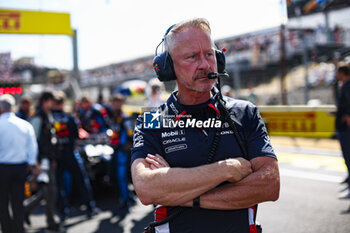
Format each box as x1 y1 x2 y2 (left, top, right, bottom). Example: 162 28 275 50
1 0 349 137
1 1 350 233
0 0 348 106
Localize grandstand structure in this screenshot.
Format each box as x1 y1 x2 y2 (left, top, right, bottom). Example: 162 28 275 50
1 23 349 103
77 2 350 103
1 4 350 104
78 24 350 93
0 53 70 97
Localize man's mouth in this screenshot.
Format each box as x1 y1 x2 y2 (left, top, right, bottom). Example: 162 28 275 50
194 71 211 80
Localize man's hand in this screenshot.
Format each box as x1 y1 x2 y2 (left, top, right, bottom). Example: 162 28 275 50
221 158 253 183
199 156 279 210
146 154 170 169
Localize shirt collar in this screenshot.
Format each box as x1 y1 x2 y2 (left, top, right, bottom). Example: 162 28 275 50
166 90 221 119
0 112 14 119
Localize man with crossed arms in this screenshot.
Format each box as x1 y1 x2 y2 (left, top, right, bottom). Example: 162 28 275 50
131 18 280 233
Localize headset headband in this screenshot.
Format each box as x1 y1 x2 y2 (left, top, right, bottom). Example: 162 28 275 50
153 25 226 82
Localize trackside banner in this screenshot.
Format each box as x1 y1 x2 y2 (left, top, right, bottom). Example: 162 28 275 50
0 8 72 35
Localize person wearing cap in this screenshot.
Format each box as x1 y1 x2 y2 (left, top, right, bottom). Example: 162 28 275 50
0 94 38 233
77 96 108 134
16 95 33 122
52 91 98 221
108 94 135 216
27 91 61 231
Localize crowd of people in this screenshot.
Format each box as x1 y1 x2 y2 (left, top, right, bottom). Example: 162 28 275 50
0 89 136 232
80 57 154 86
79 25 349 87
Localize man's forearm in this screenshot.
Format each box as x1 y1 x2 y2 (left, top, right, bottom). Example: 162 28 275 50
197 157 280 210
132 158 233 206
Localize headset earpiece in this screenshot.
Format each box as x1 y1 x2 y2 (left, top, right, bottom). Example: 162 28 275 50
153 52 176 81
215 49 226 74
153 24 177 82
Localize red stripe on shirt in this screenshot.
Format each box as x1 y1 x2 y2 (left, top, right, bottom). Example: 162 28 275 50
155 206 167 221
174 110 187 121
208 104 220 115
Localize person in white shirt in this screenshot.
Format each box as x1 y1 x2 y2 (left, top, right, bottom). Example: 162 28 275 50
0 94 38 233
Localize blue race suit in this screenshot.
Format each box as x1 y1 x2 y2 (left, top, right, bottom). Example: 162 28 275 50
109 111 134 204
52 110 96 218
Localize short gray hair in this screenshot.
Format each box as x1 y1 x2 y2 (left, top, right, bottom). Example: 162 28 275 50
164 18 212 54
0 94 15 112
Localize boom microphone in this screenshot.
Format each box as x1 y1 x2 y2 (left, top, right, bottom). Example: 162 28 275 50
207 72 229 79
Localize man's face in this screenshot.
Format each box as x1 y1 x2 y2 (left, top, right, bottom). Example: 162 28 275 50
53 101 64 111
171 27 217 93
43 99 54 112
21 101 30 112
112 99 123 111
336 71 344 82
81 100 91 110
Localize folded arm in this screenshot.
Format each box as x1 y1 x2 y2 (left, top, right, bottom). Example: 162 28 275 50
187 156 280 210
145 154 280 210
131 154 252 206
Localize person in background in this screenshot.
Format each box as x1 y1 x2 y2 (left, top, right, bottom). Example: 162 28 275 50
336 63 350 200
16 95 33 121
77 96 108 134
221 85 233 97
52 91 98 221
108 94 134 216
97 93 113 115
0 94 38 233
247 83 258 105
267 96 279 105
146 78 166 108
28 91 61 231
95 93 113 129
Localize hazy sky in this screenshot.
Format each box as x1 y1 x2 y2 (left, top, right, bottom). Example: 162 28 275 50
0 0 285 70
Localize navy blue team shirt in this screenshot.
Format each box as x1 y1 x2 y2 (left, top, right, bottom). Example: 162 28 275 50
131 91 276 233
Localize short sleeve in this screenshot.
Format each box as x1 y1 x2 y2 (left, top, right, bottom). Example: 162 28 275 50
131 115 162 164
26 122 38 165
245 106 276 160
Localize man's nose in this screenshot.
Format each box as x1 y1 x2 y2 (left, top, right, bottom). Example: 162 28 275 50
198 54 210 70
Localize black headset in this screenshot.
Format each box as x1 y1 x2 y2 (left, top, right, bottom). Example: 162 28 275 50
153 25 227 82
